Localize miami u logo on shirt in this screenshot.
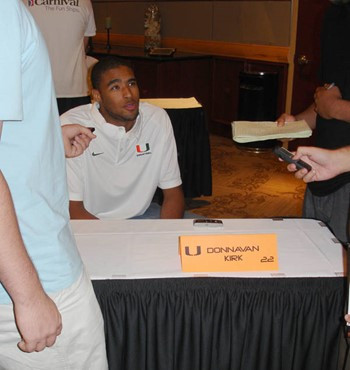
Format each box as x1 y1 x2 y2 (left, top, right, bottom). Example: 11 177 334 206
136 143 150 153
136 143 152 157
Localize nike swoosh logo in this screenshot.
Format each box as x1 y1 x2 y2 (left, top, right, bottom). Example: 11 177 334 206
92 152 104 157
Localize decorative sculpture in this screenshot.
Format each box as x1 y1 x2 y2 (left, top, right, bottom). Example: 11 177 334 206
144 4 161 51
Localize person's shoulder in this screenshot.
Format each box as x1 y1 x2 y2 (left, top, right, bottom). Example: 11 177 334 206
140 101 165 112
1 0 20 11
60 103 92 124
79 0 94 11
2 0 30 21
140 102 170 121
3 0 23 10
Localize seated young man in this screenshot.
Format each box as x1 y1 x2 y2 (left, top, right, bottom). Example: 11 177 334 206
60 56 185 219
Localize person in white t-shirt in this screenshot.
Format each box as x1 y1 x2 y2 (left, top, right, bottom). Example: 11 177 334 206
24 0 96 114
61 57 185 219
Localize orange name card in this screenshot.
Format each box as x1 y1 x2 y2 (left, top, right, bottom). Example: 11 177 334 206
179 234 278 272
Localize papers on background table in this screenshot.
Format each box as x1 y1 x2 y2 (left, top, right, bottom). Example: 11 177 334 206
232 120 312 143
140 97 202 109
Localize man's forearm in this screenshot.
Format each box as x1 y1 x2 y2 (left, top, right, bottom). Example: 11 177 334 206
330 99 350 123
296 103 317 129
160 187 185 219
69 200 98 219
334 146 350 174
160 202 184 219
0 171 44 304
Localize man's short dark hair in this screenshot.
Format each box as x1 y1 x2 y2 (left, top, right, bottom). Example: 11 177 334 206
91 57 134 90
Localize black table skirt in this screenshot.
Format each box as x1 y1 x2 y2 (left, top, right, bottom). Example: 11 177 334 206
92 277 345 370
165 108 212 198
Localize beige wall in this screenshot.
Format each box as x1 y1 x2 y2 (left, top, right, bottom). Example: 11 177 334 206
92 1 291 47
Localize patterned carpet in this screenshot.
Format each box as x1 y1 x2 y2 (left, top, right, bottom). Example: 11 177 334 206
189 135 306 219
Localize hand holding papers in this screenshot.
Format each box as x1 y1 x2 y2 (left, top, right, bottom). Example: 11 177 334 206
232 120 312 143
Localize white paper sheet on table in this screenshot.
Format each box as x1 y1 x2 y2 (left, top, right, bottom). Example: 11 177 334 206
140 97 202 109
71 218 345 280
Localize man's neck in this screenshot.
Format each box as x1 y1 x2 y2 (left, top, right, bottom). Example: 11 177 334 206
97 107 137 132
110 120 136 132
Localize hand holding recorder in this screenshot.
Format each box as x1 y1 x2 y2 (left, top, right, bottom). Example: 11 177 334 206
274 145 350 183
273 146 312 171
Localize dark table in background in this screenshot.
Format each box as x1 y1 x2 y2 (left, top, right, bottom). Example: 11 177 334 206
140 98 212 198
165 106 212 198
88 45 211 108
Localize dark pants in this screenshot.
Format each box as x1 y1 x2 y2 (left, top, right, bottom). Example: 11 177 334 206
303 185 350 243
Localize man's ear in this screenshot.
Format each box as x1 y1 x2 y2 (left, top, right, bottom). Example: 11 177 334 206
91 89 101 104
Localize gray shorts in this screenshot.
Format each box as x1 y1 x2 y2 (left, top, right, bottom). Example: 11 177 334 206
303 184 350 243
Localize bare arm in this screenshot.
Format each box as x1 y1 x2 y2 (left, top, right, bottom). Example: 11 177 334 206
295 103 318 129
276 103 317 129
69 200 98 219
160 186 185 219
286 146 350 182
0 171 62 352
330 99 350 122
84 36 89 52
314 85 350 122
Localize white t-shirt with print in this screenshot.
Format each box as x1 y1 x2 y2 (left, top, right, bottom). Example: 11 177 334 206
24 0 96 98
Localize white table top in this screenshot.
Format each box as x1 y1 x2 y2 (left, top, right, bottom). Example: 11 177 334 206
71 218 345 280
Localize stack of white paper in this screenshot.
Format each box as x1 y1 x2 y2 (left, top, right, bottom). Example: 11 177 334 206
140 97 202 109
232 120 312 143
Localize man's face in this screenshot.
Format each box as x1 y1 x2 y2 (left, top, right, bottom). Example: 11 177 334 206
93 66 140 129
